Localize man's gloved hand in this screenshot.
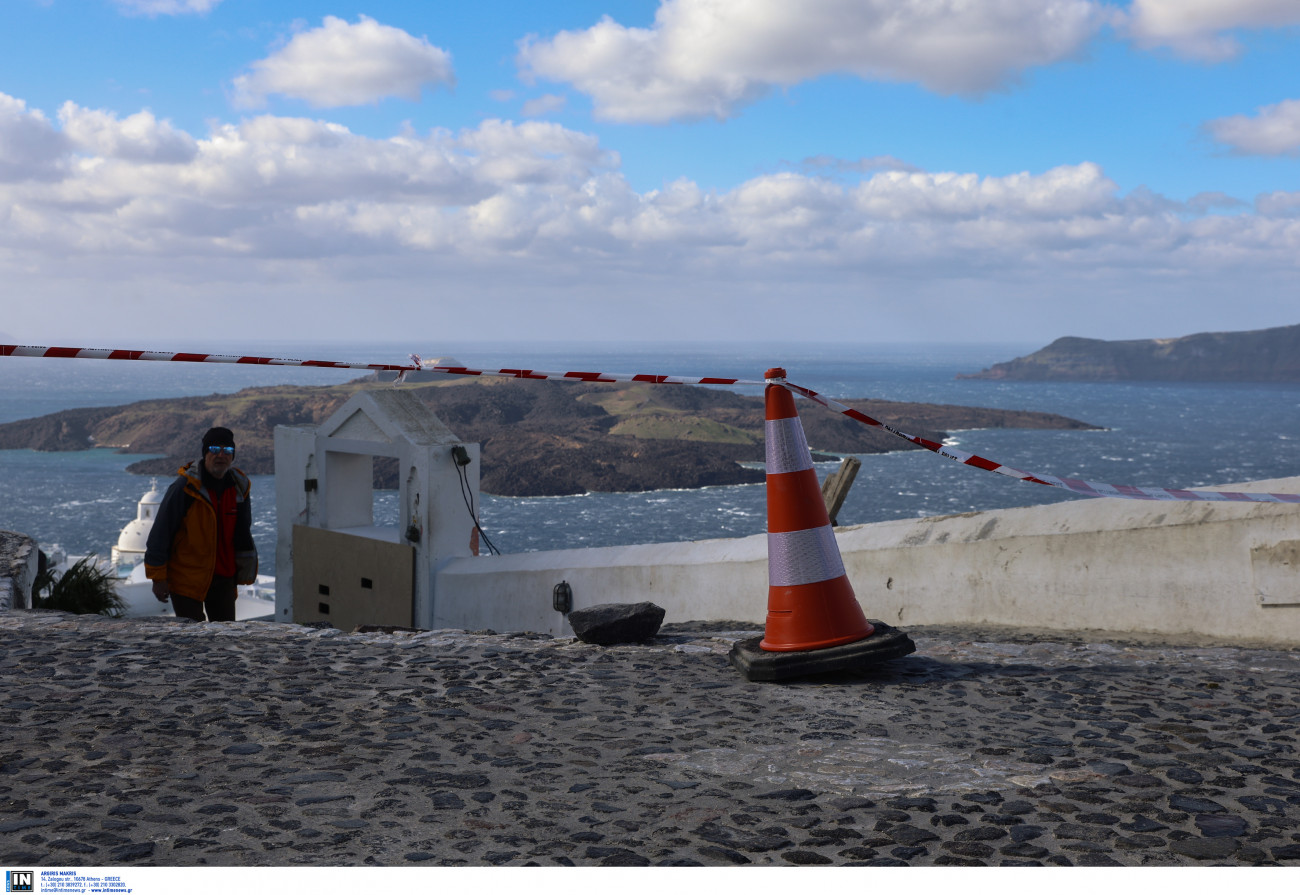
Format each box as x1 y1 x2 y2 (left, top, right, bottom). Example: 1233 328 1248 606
152 579 170 602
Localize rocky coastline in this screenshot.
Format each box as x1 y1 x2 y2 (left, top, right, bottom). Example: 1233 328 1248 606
0 377 1098 497
959 323 1300 382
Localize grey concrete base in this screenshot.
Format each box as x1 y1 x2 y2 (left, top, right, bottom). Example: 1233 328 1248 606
728 621 916 682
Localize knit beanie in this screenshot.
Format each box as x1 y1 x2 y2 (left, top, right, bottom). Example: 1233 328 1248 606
202 426 236 453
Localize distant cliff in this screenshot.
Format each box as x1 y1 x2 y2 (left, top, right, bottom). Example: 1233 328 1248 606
958 324 1300 382
0 377 1097 497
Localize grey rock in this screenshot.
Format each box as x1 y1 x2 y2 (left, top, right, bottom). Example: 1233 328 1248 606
586 846 649 866
888 797 937 812
944 841 994 859
49 839 97 855
429 793 464 810
281 772 348 784
756 788 816 801
1170 795 1227 814
0 819 49 833
695 822 792 853
1196 815 1247 838
1075 853 1124 866
1120 816 1167 833
888 824 940 846
698 846 751 865
1170 837 1238 860
782 850 833 865
109 842 155 862
568 602 665 645
1009 825 1044 842
223 743 264 755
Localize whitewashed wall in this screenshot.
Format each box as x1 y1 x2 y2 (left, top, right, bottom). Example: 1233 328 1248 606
435 476 1300 645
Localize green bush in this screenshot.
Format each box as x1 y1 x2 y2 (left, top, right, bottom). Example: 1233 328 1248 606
33 556 127 617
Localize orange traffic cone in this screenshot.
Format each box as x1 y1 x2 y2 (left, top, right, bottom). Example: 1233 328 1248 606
760 367 874 651
729 367 915 681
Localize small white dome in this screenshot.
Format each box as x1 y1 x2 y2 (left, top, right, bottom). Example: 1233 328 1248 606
117 519 151 554
139 477 164 507
116 478 165 557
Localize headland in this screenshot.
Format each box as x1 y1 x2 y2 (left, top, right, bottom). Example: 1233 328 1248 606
959 323 1300 382
0 378 1097 496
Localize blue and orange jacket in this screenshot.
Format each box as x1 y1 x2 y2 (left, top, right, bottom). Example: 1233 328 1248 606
144 460 257 600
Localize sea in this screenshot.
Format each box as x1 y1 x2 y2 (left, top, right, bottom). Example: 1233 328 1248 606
2 340 1298 578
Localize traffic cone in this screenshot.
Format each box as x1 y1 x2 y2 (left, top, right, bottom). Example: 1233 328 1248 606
729 367 915 681
760 367 874 651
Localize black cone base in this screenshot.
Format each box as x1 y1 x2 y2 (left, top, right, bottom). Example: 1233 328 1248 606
728 621 915 682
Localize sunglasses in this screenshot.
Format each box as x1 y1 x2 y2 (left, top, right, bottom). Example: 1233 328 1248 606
206 445 235 455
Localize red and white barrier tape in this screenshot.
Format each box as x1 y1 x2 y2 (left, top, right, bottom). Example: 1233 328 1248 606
3 344 1297 503
0 344 418 374
410 354 764 387
777 376 1300 504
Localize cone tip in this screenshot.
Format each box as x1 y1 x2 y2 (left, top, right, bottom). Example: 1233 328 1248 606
765 367 787 380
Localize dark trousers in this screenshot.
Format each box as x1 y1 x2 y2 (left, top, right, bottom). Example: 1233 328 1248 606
172 575 237 622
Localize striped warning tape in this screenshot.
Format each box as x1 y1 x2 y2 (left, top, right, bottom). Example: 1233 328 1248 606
411 355 764 387
0 345 765 386
776 375 1300 504
0 344 419 373
3 344 1297 503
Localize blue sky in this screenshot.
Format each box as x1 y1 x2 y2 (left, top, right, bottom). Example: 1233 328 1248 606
1 1 1298 347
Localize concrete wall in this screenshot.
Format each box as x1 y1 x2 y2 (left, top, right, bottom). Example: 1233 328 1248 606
435 476 1300 645
0 531 40 611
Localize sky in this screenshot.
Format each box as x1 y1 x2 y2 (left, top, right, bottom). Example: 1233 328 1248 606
1 0 1298 348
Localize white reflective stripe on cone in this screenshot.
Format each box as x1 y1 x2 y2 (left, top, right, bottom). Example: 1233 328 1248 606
767 526 846 587
765 417 815 475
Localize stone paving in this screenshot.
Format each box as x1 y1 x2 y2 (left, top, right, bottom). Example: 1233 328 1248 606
1 609 1299 867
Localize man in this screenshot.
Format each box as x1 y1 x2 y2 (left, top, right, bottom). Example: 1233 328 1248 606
145 426 258 622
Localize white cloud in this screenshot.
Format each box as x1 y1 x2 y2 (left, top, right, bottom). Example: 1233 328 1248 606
518 0 1104 123
112 0 222 15
58 103 197 163
1126 0 1300 61
0 93 69 182
1256 190 1300 217
851 163 1118 220
1205 98 1300 155
3 91 1299 343
521 94 568 118
232 16 454 109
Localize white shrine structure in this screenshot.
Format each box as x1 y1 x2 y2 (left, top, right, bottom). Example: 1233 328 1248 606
274 389 481 633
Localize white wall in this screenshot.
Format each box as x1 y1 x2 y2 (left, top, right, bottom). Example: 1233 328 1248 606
435 476 1300 645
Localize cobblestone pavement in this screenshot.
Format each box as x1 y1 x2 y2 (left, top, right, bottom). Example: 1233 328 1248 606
2 609 1299 867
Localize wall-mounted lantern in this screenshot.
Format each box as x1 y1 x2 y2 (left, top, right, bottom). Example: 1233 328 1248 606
553 581 572 614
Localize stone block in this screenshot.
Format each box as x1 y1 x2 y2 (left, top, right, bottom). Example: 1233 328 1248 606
568 602 666 645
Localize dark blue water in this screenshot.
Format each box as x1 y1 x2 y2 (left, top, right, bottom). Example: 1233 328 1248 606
2 340 1298 576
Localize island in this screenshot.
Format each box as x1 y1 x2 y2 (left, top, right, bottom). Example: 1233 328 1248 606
0 376 1099 496
958 323 1300 382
